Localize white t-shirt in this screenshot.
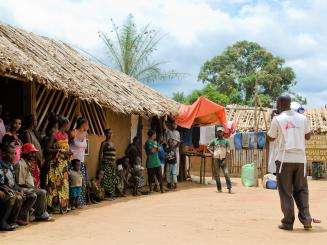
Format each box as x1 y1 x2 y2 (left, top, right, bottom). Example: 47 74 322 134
268 110 310 163
17 158 35 187
166 129 180 144
70 132 87 162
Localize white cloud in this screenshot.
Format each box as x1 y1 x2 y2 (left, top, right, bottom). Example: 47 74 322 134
0 0 327 107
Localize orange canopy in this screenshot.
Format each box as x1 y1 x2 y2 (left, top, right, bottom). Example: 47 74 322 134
174 96 227 129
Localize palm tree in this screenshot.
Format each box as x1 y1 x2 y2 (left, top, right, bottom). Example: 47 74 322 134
99 14 183 83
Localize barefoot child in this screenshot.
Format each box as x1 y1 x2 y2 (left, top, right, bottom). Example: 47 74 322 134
69 159 83 209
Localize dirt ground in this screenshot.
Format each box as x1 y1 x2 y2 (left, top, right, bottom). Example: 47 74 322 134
0 178 326 245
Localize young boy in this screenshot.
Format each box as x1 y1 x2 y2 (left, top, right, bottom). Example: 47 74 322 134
129 157 147 196
69 159 83 209
165 139 178 190
90 170 106 203
207 126 232 194
144 130 164 193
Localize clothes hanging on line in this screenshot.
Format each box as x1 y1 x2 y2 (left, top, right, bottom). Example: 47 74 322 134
199 125 216 145
234 132 243 150
248 132 256 149
192 127 200 148
228 134 235 150
242 133 249 148
257 131 266 149
179 127 193 146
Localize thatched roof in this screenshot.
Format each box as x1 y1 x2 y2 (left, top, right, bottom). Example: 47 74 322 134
305 108 327 133
226 105 327 133
0 22 178 116
226 105 271 131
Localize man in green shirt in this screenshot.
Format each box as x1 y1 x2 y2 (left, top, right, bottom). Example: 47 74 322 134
145 129 163 193
208 126 232 194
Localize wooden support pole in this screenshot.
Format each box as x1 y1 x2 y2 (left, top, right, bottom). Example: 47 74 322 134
29 81 37 115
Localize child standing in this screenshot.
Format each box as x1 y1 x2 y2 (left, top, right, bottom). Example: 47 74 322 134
116 157 129 197
69 159 83 209
144 130 164 193
129 157 147 196
165 139 178 190
90 170 105 203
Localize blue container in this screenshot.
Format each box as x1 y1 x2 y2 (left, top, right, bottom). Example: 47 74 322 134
266 180 277 189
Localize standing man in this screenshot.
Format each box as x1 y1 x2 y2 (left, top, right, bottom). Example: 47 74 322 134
208 126 232 194
267 95 312 231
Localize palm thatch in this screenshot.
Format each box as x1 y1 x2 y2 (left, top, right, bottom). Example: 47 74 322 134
226 105 271 131
305 108 327 133
0 22 178 117
227 105 327 133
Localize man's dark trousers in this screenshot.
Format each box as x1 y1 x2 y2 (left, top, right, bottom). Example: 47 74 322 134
213 159 232 191
276 161 312 228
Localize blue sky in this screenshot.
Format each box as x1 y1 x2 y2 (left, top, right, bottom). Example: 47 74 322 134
0 0 326 107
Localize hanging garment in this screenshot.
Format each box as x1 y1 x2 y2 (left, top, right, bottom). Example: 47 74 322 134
248 132 256 149
199 125 216 145
234 132 243 150
257 131 266 149
224 121 237 138
242 132 249 149
228 134 235 150
192 127 200 148
179 127 193 146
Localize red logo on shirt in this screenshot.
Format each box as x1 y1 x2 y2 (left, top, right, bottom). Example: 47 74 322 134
284 121 296 130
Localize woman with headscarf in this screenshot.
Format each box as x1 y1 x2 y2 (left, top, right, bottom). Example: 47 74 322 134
46 115 72 213
99 129 117 199
69 117 89 206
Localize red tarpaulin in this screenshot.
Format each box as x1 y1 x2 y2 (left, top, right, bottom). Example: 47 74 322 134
174 96 227 129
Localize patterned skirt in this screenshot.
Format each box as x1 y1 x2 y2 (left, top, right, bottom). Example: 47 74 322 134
79 162 89 205
101 160 118 197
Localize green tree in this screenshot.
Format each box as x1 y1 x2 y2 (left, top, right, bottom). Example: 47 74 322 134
172 84 231 106
198 40 299 106
172 92 187 104
290 92 307 105
99 14 183 83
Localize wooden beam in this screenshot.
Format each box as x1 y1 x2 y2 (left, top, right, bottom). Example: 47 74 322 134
37 90 56 131
90 102 104 135
36 86 46 109
86 102 100 135
40 90 61 131
226 107 269 112
81 101 95 134
66 98 76 119
29 81 37 115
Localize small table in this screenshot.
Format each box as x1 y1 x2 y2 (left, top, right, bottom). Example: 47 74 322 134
184 152 213 184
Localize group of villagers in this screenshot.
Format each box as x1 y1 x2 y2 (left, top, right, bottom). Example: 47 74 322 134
0 109 183 232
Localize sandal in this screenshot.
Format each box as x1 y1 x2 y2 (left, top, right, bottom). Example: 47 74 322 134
313 218 321 223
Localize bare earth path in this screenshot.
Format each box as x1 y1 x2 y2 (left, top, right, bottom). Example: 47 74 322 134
1 179 326 245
